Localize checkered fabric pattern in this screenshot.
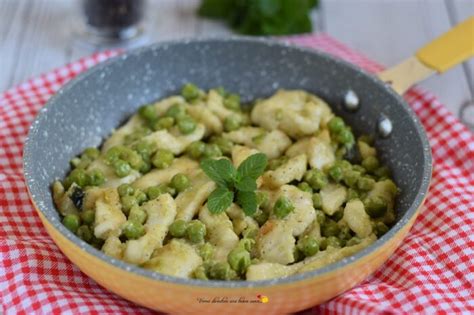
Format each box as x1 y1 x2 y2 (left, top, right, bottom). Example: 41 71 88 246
1 34 473 314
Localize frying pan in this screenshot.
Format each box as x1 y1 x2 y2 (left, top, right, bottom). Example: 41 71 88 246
23 17 473 314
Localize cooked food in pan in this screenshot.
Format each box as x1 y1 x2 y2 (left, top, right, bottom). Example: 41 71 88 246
52 85 397 281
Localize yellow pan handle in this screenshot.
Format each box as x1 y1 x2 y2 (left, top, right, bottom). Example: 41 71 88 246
379 16 474 94
416 16 474 73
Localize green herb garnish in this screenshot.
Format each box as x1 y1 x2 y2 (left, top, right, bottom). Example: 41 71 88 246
198 0 319 36
200 153 268 216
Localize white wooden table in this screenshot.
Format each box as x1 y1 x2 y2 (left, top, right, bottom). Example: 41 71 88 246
1 0 473 127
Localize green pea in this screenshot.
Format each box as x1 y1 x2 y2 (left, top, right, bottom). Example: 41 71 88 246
165 104 186 119
346 237 361 246
66 168 88 188
198 243 214 261
338 225 352 240
177 116 197 134
83 147 100 160
374 166 391 179
87 169 105 186
312 193 322 209
273 196 294 219
293 247 305 262
151 183 176 197
238 238 255 252
63 214 81 233
337 128 355 145
374 221 389 237
209 262 237 280
328 165 343 182
121 195 137 214
128 205 147 224
223 94 241 111
321 219 340 237
203 144 222 158
133 141 156 161
211 137 233 155
352 164 366 175
152 117 175 131
181 83 201 101
315 210 326 225
335 147 346 160
134 190 148 205
193 265 208 280
104 146 123 165
362 156 380 172
170 173 190 193
326 236 343 248
80 210 95 225
304 169 328 190
358 134 374 145
169 219 188 238
138 104 157 122
224 115 241 131
145 186 162 200
118 184 134 197
256 191 269 209
152 149 174 169
228 247 251 274
331 208 344 222
186 141 206 159
347 188 359 201
124 128 152 145
318 238 328 250
122 221 145 240
266 156 288 171
328 117 345 133
252 209 268 226
297 236 319 257
364 196 388 218
357 177 376 191
343 169 361 188
242 227 258 239
298 182 313 194
186 220 206 243
113 160 131 178
77 225 92 243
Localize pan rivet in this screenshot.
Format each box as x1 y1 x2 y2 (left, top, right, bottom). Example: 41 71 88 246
378 115 393 137
344 90 359 111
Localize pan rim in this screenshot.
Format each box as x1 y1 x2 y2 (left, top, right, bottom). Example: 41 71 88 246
23 36 432 289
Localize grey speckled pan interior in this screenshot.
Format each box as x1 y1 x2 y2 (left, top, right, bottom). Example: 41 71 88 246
23 37 432 288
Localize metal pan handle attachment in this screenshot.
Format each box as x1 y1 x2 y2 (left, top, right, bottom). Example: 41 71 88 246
378 16 474 95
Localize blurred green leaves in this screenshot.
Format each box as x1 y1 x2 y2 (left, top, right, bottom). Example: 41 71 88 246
198 0 319 36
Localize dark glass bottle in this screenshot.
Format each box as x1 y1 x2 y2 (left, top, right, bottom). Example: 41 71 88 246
83 0 144 40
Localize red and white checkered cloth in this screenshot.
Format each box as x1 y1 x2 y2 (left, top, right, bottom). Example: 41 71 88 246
1 34 473 314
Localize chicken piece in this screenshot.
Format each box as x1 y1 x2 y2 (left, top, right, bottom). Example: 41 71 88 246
199 205 239 262
94 188 126 239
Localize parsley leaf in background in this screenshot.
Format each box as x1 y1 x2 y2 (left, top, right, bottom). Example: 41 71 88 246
200 153 267 215
198 0 319 36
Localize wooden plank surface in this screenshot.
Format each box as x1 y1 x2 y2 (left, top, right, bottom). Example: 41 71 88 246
0 0 472 126
322 0 473 125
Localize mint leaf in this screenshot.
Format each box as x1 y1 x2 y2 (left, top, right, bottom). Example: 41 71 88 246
235 176 257 192
237 153 268 180
237 190 258 216
207 187 234 214
200 158 236 187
